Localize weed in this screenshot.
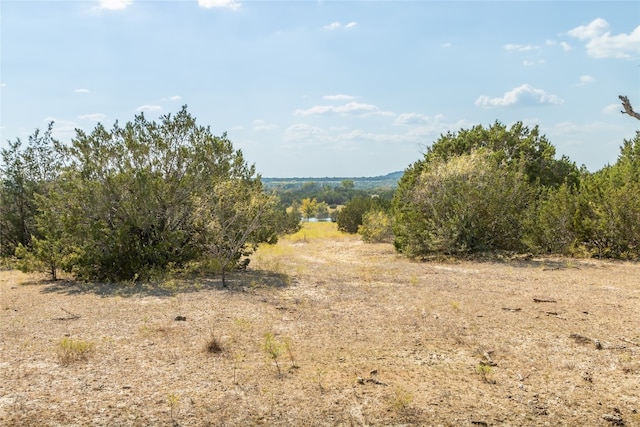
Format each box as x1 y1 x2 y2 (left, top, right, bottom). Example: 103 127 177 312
57 337 95 365
167 393 179 423
263 332 283 376
390 386 414 413
205 334 224 354
449 301 460 311
283 336 297 369
476 363 494 383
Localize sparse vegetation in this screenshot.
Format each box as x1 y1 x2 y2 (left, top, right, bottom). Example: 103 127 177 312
205 333 224 354
263 332 284 376
56 337 95 365
3 224 637 425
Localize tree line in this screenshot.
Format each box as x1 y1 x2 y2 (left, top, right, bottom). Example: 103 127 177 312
348 121 638 259
2 108 638 285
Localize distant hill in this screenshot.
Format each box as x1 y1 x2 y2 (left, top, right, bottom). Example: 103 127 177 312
262 171 403 191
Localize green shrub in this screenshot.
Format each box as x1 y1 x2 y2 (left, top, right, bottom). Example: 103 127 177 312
358 210 394 243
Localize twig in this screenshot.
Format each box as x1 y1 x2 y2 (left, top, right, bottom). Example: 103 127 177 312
533 298 557 303
53 307 81 321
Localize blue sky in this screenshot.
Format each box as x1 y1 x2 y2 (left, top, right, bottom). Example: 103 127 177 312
1 1 639 177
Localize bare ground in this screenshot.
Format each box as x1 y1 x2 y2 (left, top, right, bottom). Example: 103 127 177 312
1 223 639 426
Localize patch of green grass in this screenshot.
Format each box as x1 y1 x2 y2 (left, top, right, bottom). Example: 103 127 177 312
57 337 95 364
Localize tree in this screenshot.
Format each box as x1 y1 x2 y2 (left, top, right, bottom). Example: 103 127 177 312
27 106 281 281
393 150 533 256
193 179 279 287
392 122 574 257
300 198 319 221
573 131 640 258
341 179 355 190
337 196 390 233
421 121 578 188
0 123 62 256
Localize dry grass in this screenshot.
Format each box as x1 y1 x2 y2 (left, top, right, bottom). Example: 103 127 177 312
1 222 639 426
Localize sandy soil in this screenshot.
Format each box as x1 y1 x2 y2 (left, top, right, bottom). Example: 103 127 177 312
1 223 639 426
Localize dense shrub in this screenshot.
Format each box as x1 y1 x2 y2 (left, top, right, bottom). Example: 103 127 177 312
358 210 394 243
394 150 533 255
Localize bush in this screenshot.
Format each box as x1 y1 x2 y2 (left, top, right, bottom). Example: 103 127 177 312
358 210 394 243
337 197 390 234
393 150 534 256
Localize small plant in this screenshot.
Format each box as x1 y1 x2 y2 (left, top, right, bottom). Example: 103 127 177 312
57 337 95 364
263 332 283 376
283 337 298 369
449 300 460 311
476 363 494 383
390 386 414 413
205 334 224 354
167 393 179 423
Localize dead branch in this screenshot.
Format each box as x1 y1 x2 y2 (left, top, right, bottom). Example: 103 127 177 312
619 95 640 120
53 307 81 321
533 298 557 303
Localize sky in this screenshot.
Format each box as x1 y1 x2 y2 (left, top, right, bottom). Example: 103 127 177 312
1 1 639 178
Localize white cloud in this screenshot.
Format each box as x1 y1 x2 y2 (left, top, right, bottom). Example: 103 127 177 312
97 0 132 10
323 94 356 101
567 18 640 59
295 102 393 117
323 21 357 31
198 0 241 10
475 84 564 108
575 75 595 86
0 83 6 88
441 42 452 48
283 124 331 146
74 88 90 93
504 43 539 52
523 59 545 67
567 18 610 40
78 113 106 121
546 40 573 52
136 105 162 112
603 103 621 114
395 113 445 126
168 95 181 101
252 119 277 131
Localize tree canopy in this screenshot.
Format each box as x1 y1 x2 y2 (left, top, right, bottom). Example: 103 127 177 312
3 107 285 282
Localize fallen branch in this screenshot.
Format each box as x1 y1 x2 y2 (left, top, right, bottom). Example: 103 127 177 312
533 298 557 303
502 307 522 312
621 338 640 347
53 307 81 321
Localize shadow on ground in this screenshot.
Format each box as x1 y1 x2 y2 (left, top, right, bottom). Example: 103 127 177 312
34 269 291 298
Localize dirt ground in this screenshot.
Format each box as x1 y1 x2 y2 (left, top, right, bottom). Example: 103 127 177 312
1 223 639 426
